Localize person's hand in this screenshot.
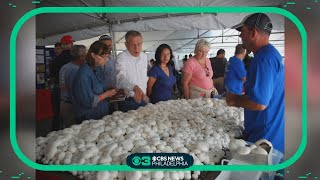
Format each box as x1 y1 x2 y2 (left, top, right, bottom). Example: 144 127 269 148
143 95 150 104
104 89 117 98
133 85 144 103
226 93 237 106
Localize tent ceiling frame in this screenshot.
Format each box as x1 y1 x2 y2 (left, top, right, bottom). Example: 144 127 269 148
101 0 107 19
116 35 126 44
109 13 217 25
39 22 110 38
42 0 107 22
38 7 217 38
78 0 104 19
39 0 111 38
173 30 210 52
208 29 231 44
139 31 284 43
179 44 284 50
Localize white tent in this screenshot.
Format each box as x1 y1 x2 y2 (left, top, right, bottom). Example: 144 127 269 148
37 0 286 58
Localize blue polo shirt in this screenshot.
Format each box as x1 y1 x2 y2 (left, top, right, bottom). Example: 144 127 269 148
148 65 176 104
60 62 80 102
224 56 246 95
244 44 284 153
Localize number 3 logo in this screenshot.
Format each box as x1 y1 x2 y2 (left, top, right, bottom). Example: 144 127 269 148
141 156 151 166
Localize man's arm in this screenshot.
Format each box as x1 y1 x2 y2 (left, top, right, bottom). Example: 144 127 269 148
226 93 266 111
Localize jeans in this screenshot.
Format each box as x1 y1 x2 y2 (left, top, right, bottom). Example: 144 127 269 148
118 97 146 112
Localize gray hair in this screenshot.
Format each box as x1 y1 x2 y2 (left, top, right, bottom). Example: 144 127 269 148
194 39 211 53
71 45 86 60
125 30 142 42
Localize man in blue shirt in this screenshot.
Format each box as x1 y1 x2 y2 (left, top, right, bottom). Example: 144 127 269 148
224 44 247 95
226 13 284 155
59 45 86 128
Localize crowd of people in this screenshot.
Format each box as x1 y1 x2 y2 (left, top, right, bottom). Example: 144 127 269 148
48 13 284 161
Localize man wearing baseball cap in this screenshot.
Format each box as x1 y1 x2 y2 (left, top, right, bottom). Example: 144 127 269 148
99 35 117 88
226 13 285 156
49 35 74 130
98 35 118 113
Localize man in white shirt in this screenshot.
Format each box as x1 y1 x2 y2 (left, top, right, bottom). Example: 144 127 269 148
116 30 148 112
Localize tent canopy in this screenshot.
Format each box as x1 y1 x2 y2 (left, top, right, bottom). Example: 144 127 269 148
36 0 285 57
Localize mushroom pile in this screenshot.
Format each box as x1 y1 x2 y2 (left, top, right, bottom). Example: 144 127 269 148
36 98 244 180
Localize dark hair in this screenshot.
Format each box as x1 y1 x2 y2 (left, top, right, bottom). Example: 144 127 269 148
99 34 112 41
125 30 142 42
154 44 174 66
235 44 246 55
217 49 225 56
86 41 111 66
54 42 61 47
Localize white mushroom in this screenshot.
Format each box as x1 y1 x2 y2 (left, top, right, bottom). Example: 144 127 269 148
251 147 268 156
237 146 252 155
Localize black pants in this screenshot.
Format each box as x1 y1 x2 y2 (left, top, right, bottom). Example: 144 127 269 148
51 87 61 131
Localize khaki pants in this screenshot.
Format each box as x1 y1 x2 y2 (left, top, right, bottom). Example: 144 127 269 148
189 85 218 99
213 77 225 94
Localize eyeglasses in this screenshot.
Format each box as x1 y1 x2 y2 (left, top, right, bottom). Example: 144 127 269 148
204 67 210 77
99 54 109 59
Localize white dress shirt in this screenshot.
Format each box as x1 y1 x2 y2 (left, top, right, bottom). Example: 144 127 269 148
115 50 148 97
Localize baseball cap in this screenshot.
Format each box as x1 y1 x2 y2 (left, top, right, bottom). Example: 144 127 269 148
60 35 74 44
99 34 112 41
232 13 273 32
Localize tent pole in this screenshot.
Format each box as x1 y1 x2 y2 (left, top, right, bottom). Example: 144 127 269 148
109 23 117 58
